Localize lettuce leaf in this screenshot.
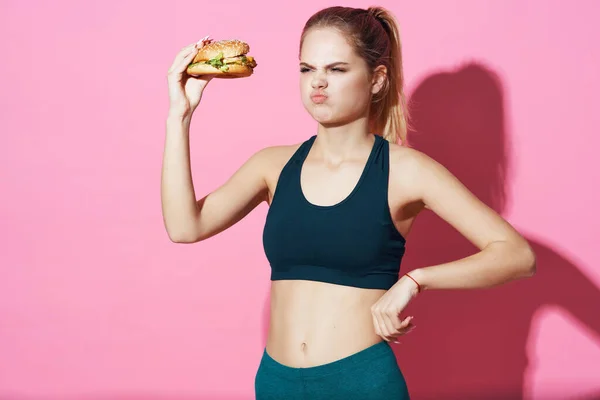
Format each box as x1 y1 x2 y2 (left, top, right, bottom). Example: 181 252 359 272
205 52 225 68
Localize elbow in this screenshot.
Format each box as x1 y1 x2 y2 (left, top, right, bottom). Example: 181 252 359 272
519 244 537 278
163 217 203 244
166 229 202 244
168 234 191 244
169 234 202 244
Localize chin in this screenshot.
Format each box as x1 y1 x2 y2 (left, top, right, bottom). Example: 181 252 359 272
309 108 356 127
311 112 340 125
312 115 351 128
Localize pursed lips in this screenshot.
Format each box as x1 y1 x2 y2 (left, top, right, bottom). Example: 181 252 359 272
310 92 328 103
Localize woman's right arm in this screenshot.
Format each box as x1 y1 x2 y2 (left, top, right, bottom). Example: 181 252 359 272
162 114 270 243
161 37 269 243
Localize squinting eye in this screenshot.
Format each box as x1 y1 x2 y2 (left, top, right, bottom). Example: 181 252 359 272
331 68 346 72
300 67 310 73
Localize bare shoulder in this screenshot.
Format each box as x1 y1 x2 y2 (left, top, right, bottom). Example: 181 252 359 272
251 141 303 203
388 142 432 184
388 142 448 209
256 141 303 169
248 141 303 181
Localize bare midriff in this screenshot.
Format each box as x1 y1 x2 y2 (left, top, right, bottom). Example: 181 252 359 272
265 279 387 368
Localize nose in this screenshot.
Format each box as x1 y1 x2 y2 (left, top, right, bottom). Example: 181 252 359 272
311 72 328 89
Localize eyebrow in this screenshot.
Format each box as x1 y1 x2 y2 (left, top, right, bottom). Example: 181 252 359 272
299 62 350 68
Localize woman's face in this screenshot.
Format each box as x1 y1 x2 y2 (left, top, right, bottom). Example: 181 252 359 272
299 28 374 127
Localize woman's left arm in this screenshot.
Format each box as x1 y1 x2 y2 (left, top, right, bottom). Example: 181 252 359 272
406 150 536 291
371 149 536 342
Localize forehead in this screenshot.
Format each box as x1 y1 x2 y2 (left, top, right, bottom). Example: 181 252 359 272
300 28 359 63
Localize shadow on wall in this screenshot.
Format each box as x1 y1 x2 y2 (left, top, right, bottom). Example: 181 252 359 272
256 62 600 400
391 62 600 400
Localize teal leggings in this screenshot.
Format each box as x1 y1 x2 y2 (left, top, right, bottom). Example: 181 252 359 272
254 341 410 399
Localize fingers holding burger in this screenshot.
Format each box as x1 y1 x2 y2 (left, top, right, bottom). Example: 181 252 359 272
187 39 257 79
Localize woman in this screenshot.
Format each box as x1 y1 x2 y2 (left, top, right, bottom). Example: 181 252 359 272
162 6 536 400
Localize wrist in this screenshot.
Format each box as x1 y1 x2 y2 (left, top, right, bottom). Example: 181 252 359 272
167 107 193 122
167 111 193 126
405 268 428 293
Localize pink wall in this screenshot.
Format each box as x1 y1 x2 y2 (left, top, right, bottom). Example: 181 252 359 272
1 0 599 399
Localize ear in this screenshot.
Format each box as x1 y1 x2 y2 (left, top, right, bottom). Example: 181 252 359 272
371 65 388 95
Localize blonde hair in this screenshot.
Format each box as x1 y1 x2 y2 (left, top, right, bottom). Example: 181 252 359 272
300 6 412 146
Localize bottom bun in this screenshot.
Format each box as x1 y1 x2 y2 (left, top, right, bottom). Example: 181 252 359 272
186 63 253 78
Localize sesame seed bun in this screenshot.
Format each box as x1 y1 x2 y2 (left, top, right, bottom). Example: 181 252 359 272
186 39 257 79
192 40 250 63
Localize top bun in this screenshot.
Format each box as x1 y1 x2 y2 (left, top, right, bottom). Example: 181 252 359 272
192 40 250 63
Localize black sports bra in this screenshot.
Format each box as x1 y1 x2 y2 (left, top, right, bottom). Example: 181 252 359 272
262 134 406 290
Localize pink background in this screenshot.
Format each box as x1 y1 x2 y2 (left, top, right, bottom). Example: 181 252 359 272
1 0 599 399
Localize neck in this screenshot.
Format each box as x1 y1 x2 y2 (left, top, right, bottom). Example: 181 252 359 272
314 118 373 161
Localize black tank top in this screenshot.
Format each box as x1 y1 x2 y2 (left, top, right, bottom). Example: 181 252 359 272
262 134 406 290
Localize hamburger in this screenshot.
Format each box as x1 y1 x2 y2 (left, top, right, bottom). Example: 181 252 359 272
186 39 257 78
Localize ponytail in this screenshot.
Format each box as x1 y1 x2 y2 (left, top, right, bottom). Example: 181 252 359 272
367 7 411 146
